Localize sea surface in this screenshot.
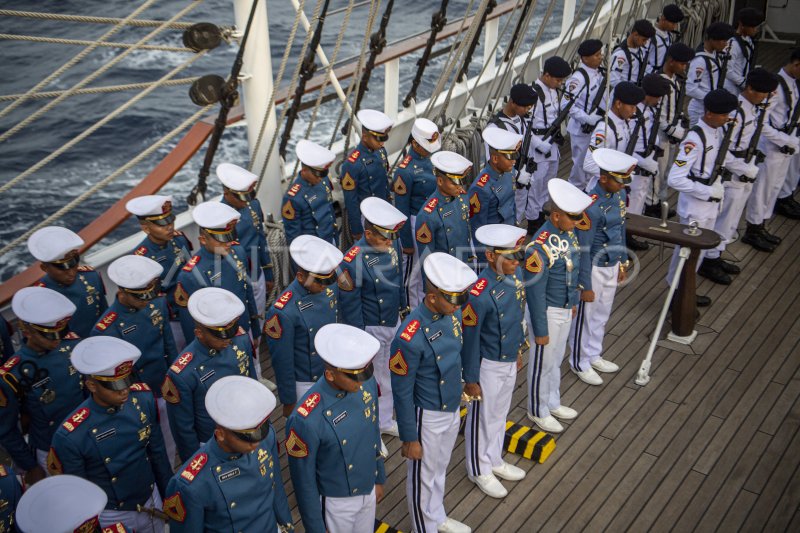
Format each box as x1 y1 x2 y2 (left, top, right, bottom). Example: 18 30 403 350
0 0 589 281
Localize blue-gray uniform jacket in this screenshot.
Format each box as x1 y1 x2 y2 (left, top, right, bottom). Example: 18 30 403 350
461 268 527 383
286 378 385 533
163 428 292 533
132 231 193 320
48 385 173 511
392 150 436 249
161 331 255 462
523 222 581 337
263 280 340 406
91 297 177 396
390 304 465 442
338 238 406 329
0 336 85 471
340 142 390 235
414 189 474 274
36 266 107 339
466 165 517 241
281 174 338 246
174 244 260 343
222 197 274 283
577 185 628 291
0 464 21 533
0 318 14 363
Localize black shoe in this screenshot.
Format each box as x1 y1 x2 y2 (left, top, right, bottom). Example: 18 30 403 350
742 224 777 252
775 197 800 220
626 235 650 251
527 214 545 236
643 203 661 217
717 258 741 275
698 258 732 285
759 224 782 245
696 295 712 307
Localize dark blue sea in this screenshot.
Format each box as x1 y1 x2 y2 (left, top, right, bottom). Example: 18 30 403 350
0 0 585 281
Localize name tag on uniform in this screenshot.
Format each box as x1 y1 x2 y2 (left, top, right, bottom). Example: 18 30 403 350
413 168 424 174
298 302 314 311
200 370 216 382
428 330 443 342
155 255 167 263
495 290 506 300
219 468 241 482
96 428 116 442
364 159 375 165
122 325 137 335
367 257 379 267
308 195 318 202
210 272 221 282
442 210 453 218
333 411 348 426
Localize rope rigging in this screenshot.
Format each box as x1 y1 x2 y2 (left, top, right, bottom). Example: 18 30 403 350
457 0 497 83
403 0 450 109
0 9 219 30
0 78 198 103
0 33 195 53
351 0 396 117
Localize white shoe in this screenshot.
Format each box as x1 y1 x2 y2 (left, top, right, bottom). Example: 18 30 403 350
550 405 578 420
527 414 563 433
259 377 277 392
438 517 472 533
492 461 526 481
591 358 619 373
381 421 399 437
380 439 388 458
573 368 603 385
470 473 508 498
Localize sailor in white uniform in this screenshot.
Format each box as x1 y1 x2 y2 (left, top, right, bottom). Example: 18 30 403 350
686 22 736 126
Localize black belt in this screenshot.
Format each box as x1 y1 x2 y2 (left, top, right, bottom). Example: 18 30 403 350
729 149 748 159
532 128 549 135
688 174 711 185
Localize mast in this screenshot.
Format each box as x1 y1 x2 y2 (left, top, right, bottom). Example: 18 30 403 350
232 0 283 217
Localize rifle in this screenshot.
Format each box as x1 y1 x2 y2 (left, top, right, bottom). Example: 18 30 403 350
517 111 538 179
540 91 577 146
625 110 644 155
667 75 689 143
716 51 730 90
743 99 769 165
581 68 608 133
709 118 737 190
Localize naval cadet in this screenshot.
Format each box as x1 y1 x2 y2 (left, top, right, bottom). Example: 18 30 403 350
565 39 606 190
0 464 21 532
27 226 107 339
414 150 475 275
523 180 592 434
174 201 260 346
390 253 477 533
282 139 338 246
339 197 408 437
217 163 275 318
468 127 522 241
666 89 739 306
462 224 528 499
609 19 655 89
340 109 394 239
163 376 292 532
484 83 537 183
48 336 172 532
686 22 736 126
569 149 638 387
286 324 385 533
645 4 684 75
724 8 764 95
774 49 800 220
264 235 342 416
15 475 128 533
1 287 84 485
162 288 256 463
393 117 441 309
126 194 194 350
92 255 178 462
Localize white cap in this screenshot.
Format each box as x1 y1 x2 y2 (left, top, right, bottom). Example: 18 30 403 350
217 162 257 191
16 475 107 533
475 224 527 250
295 139 335 169
431 151 472 176
188 287 245 327
482 127 523 151
360 197 407 232
11 286 76 327
27 226 84 263
125 194 173 218
548 179 593 215
314 323 380 370
423 252 478 292
192 201 241 230
107 255 162 289
205 375 276 430
71 337 141 378
289 235 343 274
411 117 441 153
357 109 394 133
591 147 638 174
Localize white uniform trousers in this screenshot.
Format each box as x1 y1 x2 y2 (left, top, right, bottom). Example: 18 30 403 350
35 448 51 474
406 408 460 533
403 215 424 309
650 140 677 205
254 271 267 327
295 381 315 403
779 149 800 199
464 358 516 478
526 306 572 419
568 132 592 190
100 488 163 533
156 397 177 467
568 264 619 372
746 146 793 224
169 320 186 353
628 174 649 215
707 179 753 259
322 487 376 533
666 214 717 284
516 158 558 221
366 320 401 432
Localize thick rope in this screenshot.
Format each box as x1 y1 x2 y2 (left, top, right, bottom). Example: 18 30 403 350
0 0 202 143
0 33 193 52
0 9 210 29
0 78 198 103
0 105 211 258
0 51 208 194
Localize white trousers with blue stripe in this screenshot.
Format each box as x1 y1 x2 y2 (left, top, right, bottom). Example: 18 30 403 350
526 307 572 419
568 264 619 372
321 487 376 533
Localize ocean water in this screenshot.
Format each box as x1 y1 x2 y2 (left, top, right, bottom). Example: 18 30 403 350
0 0 583 281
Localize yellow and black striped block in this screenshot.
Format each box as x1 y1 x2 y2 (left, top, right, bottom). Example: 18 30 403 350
458 406 555 463
374 519 403 533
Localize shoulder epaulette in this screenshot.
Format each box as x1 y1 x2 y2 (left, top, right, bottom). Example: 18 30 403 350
182 255 200 272
0 356 20 376
274 290 293 310
296 392 321 417
398 155 412 169
94 311 118 331
175 230 187 238
287 183 301 197
399 319 421 342
102 524 128 533
134 246 147 256
347 149 361 163
129 383 151 392
77 265 94 272
34 281 46 287
423 197 439 213
235 326 246 336
62 407 90 432
590 193 599 203
343 246 361 263
180 452 208 483
470 278 488 297
475 173 489 188
535 230 550 245
170 352 193 374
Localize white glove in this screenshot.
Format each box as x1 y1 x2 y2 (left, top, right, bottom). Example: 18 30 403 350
709 181 725 200
516 171 532 186
535 140 553 155
670 125 686 140
789 137 800 151
638 155 659 173
743 163 760 180
586 111 603 126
